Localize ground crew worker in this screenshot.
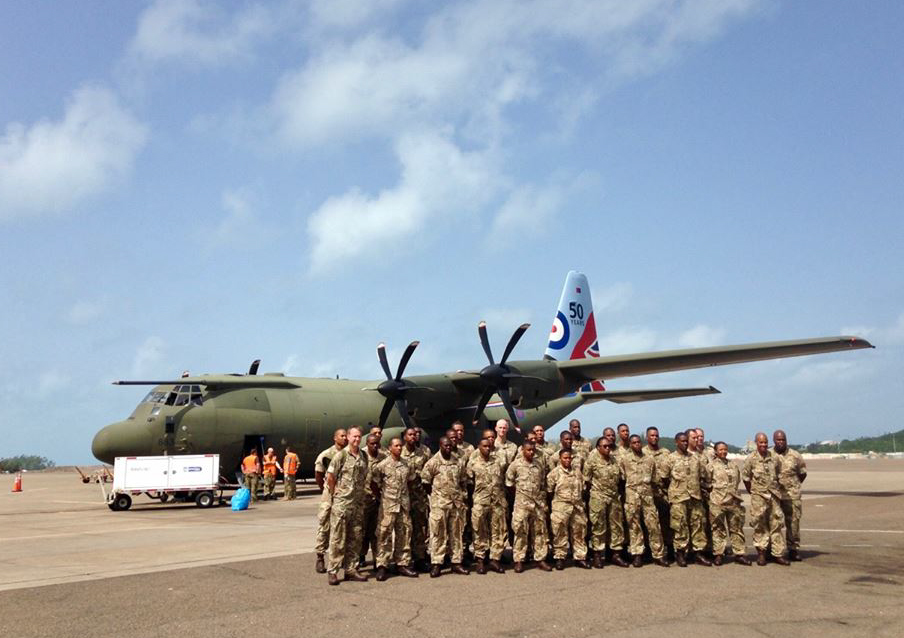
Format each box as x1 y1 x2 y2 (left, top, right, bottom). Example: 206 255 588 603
371 437 418 581
547 449 591 569
584 437 628 567
326 426 369 585
360 433 387 568
261 447 282 500
742 432 789 566
313 429 348 574
772 429 807 561
644 426 672 556
241 448 261 502
506 441 552 573
422 436 469 577
569 419 591 458
620 435 669 568
662 431 711 567
467 438 507 574
282 446 299 500
401 426 432 572
707 441 751 565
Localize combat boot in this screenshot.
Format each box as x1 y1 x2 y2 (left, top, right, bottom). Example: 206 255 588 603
611 553 629 568
756 549 767 566
328 572 340 586
773 555 790 566
451 563 470 575
375 567 388 582
513 561 524 573
735 554 752 566
789 549 802 561
398 565 419 578
537 560 553 572
488 559 505 574
713 554 723 566
575 559 592 569
344 571 368 582
430 565 442 578
415 558 431 573
676 550 687 567
315 554 326 574
632 555 643 568
694 553 712 567
653 557 670 568
555 559 565 571
475 558 487 574
593 552 604 569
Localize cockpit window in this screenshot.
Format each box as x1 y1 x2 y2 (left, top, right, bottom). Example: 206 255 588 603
165 385 203 407
142 391 168 404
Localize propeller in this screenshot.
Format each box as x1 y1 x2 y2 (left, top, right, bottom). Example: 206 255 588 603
469 321 531 430
248 359 260 375
366 341 425 429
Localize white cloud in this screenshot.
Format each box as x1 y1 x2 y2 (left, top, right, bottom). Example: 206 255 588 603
677 324 727 348
306 130 500 272
132 336 166 377
592 282 634 313
0 85 147 219
207 188 272 248
66 300 105 325
785 360 862 387
308 0 412 30
491 180 569 239
129 0 274 67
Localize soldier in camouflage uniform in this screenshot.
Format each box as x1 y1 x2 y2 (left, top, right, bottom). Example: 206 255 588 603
585 437 628 568
371 438 419 581
470 428 496 464
550 431 585 475
644 426 672 557
401 426 431 571
360 434 387 568
547 449 591 569
772 429 807 561
620 435 669 568
422 437 469 577
615 423 632 462
494 419 518 469
662 431 711 567
694 427 714 555
707 441 751 565
313 429 347 573
326 426 369 585
506 441 552 572
468 438 507 574
452 421 475 461
742 432 790 565
569 419 592 458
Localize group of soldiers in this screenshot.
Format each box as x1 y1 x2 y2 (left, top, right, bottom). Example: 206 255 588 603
308 418 807 585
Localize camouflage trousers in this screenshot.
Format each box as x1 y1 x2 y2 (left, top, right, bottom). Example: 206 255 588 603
780 498 802 551
315 493 332 554
471 501 507 561
262 473 276 498
670 498 707 552
550 503 588 560
328 501 364 574
429 504 463 564
652 492 672 552
375 508 412 568
409 491 429 561
588 495 625 551
749 493 786 557
511 504 548 563
709 502 746 555
243 473 259 502
283 474 297 500
361 498 380 559
625 492 664 558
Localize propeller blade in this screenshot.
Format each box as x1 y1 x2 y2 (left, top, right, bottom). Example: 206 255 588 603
478 321 495 365
497 386 520 431
472 387 495 425
377 397 395 429
394 399 413 430
248 359 261 375
377 343 393 380
395 341 420 380
500 323 530 364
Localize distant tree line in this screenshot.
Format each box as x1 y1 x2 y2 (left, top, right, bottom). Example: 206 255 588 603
804 428 904 454
0 455 55 472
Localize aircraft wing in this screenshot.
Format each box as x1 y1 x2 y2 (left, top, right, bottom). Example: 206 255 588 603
579 386 720 404
112 375 303 390
556 336 873 384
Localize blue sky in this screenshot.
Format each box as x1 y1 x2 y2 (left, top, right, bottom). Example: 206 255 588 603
1 1 901 464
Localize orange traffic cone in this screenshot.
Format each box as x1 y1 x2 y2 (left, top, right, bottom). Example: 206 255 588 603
11 472 22 492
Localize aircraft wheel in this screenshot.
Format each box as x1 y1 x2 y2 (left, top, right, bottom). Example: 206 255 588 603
195 491 214 508
113 494 132 511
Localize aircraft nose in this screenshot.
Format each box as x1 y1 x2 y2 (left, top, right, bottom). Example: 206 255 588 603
92 420 153 464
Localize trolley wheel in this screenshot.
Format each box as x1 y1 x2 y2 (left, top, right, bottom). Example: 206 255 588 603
195 491 214 508
113 494 132 511
159 493 170 503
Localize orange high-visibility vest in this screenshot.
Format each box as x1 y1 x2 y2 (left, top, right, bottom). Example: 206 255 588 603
262 455 278 476
283 452 299 475
242 455 260 474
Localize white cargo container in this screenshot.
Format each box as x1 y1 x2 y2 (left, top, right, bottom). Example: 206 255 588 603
104 454 222 511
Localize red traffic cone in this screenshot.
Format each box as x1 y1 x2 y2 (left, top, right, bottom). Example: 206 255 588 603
12 472 22 492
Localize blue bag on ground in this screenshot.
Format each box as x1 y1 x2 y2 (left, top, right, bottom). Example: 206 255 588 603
231 487 251 511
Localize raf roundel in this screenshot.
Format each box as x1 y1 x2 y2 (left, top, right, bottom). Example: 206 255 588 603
547 311 570 351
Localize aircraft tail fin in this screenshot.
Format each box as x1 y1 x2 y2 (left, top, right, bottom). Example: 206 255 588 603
545 270 605 392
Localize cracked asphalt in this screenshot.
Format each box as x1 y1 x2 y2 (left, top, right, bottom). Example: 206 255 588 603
1 459 902 638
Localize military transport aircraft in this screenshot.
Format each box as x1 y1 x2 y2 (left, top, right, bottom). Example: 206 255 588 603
92 271 873 478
